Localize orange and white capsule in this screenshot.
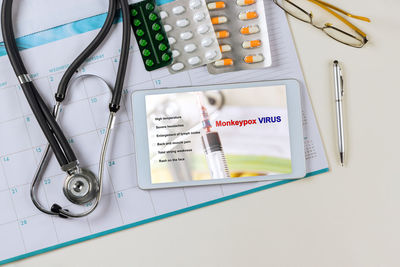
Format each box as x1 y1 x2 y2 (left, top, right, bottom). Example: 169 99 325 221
240 25 260 35
215 30 230 39
242 40 261 48
238 11 258 20
237 0 256 6
244 54 264 64
219 44 231 52
211 16 228 24
207 1 226 10
214 58 234 67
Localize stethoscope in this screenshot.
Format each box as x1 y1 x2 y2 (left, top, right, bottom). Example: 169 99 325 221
1 0 131 218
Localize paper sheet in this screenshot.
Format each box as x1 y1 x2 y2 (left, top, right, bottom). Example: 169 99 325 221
0 1 328 264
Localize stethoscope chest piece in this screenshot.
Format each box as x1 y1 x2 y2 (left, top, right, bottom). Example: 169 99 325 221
63 168 99 205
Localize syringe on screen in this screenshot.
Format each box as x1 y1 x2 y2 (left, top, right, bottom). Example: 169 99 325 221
197 94 230 179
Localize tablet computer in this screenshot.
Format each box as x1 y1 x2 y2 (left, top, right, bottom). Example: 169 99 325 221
132 79 306 189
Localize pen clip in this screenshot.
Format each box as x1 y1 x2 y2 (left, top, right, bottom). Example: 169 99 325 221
339 67 344 97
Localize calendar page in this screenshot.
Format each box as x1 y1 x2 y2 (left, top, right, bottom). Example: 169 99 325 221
0 1 328 264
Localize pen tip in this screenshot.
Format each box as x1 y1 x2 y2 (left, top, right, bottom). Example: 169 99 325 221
334 60 338 64
340 152 344 167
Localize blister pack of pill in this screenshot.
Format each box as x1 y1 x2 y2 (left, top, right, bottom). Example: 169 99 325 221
130 0 173 71
205 0 272 74
156 0 222 73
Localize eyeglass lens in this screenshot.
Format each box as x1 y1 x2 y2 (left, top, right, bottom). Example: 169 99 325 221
274 0 365 47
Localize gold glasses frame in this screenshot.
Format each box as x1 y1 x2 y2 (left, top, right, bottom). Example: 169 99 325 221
273 0 371 48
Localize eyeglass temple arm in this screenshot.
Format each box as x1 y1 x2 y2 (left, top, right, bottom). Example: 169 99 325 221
307 0 368 38
312 0 371 22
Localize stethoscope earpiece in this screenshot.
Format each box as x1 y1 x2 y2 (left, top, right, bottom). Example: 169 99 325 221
50 204 69 219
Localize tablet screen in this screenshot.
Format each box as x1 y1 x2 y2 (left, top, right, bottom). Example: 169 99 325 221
144 85 292 184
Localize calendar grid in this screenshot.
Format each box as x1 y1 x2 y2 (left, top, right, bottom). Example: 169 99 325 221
2 74 52 253
85 57 126 226
0 51 154 243
20 71 62 248
0 70 174 160
0 161 28 253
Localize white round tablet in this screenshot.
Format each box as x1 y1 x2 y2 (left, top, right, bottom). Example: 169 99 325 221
172 6 185 15
201 37 213 47
163 24 172 32
193 12 205 22
197 24 209 34
168 37 176 45
184 43 197 53
172 50 180 58
159 11 168 19
180 31 194 40
205 50 217 60
176 19 190 27
188 56 201 65
189 0 201 9
171 62 184 71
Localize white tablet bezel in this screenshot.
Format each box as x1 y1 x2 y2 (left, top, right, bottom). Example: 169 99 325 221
132 79 306 189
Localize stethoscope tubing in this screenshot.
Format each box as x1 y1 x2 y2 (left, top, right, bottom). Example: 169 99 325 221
2 0 131 218
1 0 76 167
56 0 117 103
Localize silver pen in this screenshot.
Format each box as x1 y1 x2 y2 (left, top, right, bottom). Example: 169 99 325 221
333 60 345 166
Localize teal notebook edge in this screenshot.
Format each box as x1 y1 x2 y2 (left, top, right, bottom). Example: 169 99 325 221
1 168 329 265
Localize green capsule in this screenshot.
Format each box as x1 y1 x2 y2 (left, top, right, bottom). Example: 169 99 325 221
139 39 148 47
145 59 154 67
134 19 141 27
146 3 154 10
152 23 161 31
136 29 144 36
159 43 167 51
149 13 157 21
155 33 164 41
161 53 170 62
142 49 151 57
131 9 138 16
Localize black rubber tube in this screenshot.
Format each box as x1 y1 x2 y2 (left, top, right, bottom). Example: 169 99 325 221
1 0 70 165
23 84 69 165
31 89 77 162
109 0 131 112
56 0 117 102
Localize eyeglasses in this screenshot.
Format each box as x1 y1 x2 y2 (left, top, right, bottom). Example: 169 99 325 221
273 0 371 48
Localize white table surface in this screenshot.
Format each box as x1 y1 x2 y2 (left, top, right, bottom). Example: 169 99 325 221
6 1 400 266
